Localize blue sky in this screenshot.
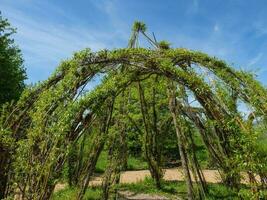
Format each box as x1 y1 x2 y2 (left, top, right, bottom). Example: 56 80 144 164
1 0 267 85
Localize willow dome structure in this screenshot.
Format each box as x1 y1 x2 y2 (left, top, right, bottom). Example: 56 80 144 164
0 22 266 200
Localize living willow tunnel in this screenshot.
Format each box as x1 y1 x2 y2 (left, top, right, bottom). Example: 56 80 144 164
0 22 267 200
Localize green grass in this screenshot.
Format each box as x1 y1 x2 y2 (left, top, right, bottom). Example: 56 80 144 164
127 156 148 170
52 178 251 200
117 178 241 199
95 151 148 173
52 186 101 200
117 178 187 198
192 133 210 168
94 151 108 173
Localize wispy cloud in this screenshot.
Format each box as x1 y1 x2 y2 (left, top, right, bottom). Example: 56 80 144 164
88 0 129 38
248 53 263 67
252 18 267 38
170 28 236 59
186 0 199 14
4 5 119 57
1 1 127 82
1 0 266 86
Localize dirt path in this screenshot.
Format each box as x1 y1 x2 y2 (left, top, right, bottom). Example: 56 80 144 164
119 168 222 184
54 168 251 192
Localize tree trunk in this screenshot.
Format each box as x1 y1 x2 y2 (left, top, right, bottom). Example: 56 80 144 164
77 98 115 200
0 148 9 199
168 86 194 200
77 138 105 200
138 81 162 189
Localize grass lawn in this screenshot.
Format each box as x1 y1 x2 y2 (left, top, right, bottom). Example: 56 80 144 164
52 186 102 200
117 178 242 200
95 151 148 173
52 178 257 200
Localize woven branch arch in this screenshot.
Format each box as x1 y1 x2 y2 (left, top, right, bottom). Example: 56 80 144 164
1 47 267 199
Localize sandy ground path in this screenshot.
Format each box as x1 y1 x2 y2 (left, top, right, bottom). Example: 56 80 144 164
55 168 258 193
118 168 222 184
55 168 224 192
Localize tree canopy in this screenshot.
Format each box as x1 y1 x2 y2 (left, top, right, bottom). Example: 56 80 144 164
0 13 26 105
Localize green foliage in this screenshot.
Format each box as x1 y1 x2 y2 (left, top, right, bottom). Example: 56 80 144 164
1 24 267 199
0 13 26 105
67 142 79 186
132 21 146 32
158 40 171 49
192 133 209 168
95 151 109 173
95 150 148 172
127 156 148 170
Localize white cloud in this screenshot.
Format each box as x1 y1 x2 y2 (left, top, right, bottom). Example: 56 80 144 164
248 53 263 67
88 0 129 37
1 1 128 82
4 6 115 58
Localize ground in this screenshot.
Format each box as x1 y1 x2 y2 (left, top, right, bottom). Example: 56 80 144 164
53 167 263 199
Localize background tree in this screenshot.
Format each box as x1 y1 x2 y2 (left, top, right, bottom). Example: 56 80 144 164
0 12 26 199
0 12 26 106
